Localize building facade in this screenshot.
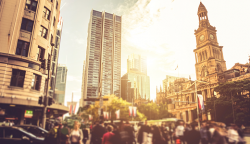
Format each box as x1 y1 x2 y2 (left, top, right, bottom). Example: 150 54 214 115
55 64 67 104
164 2 250 123
0 0 68 125
51 15 63 101
82 10 122 105
121 54 150 103
127 54 147 75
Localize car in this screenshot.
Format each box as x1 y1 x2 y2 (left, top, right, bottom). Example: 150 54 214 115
0 126 44 144
16 125 48 138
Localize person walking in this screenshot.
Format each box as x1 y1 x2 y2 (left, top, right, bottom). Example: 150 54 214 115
69 121 83 144
185 124 201 144
82 125 89 144
152 125 165 144
61 123 70 144
228 124 239 144
45 122 60 144
102 125 115 144
92 121 107 144
175 122 185 144
123 121 135 144
200 122 209 144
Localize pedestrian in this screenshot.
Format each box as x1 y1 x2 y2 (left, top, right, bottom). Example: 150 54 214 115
92 121 107 144
69 121 83 144
185 124 201 144
168 123 174 144
200 122 209 144
57 123 63 144
123 121 135 144
210 123 227 144
227 124 239 144
174 122 185 144
61 123 70 144
152 125 165 144
111 125 122 143
102 125 115 144
82 125 89 144
137 120 151 144
237 124 246 144
45 122 60 144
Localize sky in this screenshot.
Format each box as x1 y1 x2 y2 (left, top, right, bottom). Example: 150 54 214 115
58 0 250 108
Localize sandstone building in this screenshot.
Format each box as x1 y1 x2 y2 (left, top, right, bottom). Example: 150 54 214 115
0 0 68 125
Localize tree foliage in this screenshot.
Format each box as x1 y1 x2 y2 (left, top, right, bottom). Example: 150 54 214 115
78 95 147 121
206 79 250 125
137 102 173 120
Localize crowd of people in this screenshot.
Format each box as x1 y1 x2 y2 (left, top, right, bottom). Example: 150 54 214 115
43 120 247 144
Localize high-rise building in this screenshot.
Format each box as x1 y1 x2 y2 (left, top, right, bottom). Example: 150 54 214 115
127 54 147 75
121 54 150 102
51 15 63 101
0 0 68 125
55 65 67 104
82 10 121 105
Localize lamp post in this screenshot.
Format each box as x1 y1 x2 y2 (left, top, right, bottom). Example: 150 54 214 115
42 43 54 129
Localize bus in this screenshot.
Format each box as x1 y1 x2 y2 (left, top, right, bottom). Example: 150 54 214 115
147 118 184 128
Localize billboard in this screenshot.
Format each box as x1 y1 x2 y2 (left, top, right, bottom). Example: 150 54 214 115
67 102 77 115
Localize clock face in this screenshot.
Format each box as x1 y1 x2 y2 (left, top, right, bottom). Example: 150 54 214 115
200 35 205 41
210 34 214 39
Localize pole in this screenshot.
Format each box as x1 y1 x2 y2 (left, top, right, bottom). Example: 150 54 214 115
42 44 54 129
132 98 134 121
214 100 216 121
195 81 200 129
231 92 235 124
71 93 73 116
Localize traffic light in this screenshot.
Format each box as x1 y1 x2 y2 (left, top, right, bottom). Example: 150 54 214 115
48 97 53 106
167 98 175 104
38 96 43 105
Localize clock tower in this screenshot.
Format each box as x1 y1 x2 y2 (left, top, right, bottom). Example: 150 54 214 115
194 2 226 81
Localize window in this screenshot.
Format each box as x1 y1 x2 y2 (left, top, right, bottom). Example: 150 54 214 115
39 26 48 39
5 128 23 138
53 49 57 61
37 47 45 61
16 40 29 57
53 17 56 26
21 18 33 32
10 69 26 87
51 63 55 75
43 7 50 20
31 74 41 90
50 34 53 44
56 1 58 9
25 0 37 11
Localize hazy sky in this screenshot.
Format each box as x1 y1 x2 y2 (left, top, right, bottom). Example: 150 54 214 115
58 0 250 107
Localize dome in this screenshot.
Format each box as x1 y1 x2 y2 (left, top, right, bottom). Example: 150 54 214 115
198 2 207 14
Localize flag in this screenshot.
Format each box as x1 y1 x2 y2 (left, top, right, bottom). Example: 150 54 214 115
175 65 178 70
129 106 133 117
115 110 120 119
197 94 205 110
132 107 137 117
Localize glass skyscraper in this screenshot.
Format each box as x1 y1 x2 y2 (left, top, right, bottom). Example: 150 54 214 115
82 10 121 105
55 65 68 104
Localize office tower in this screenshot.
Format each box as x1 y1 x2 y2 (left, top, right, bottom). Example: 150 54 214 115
121 54 150 102
0 0 68 125
50 15 63 101
127 54 147 75
55 65 67 104
82 10 121 105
